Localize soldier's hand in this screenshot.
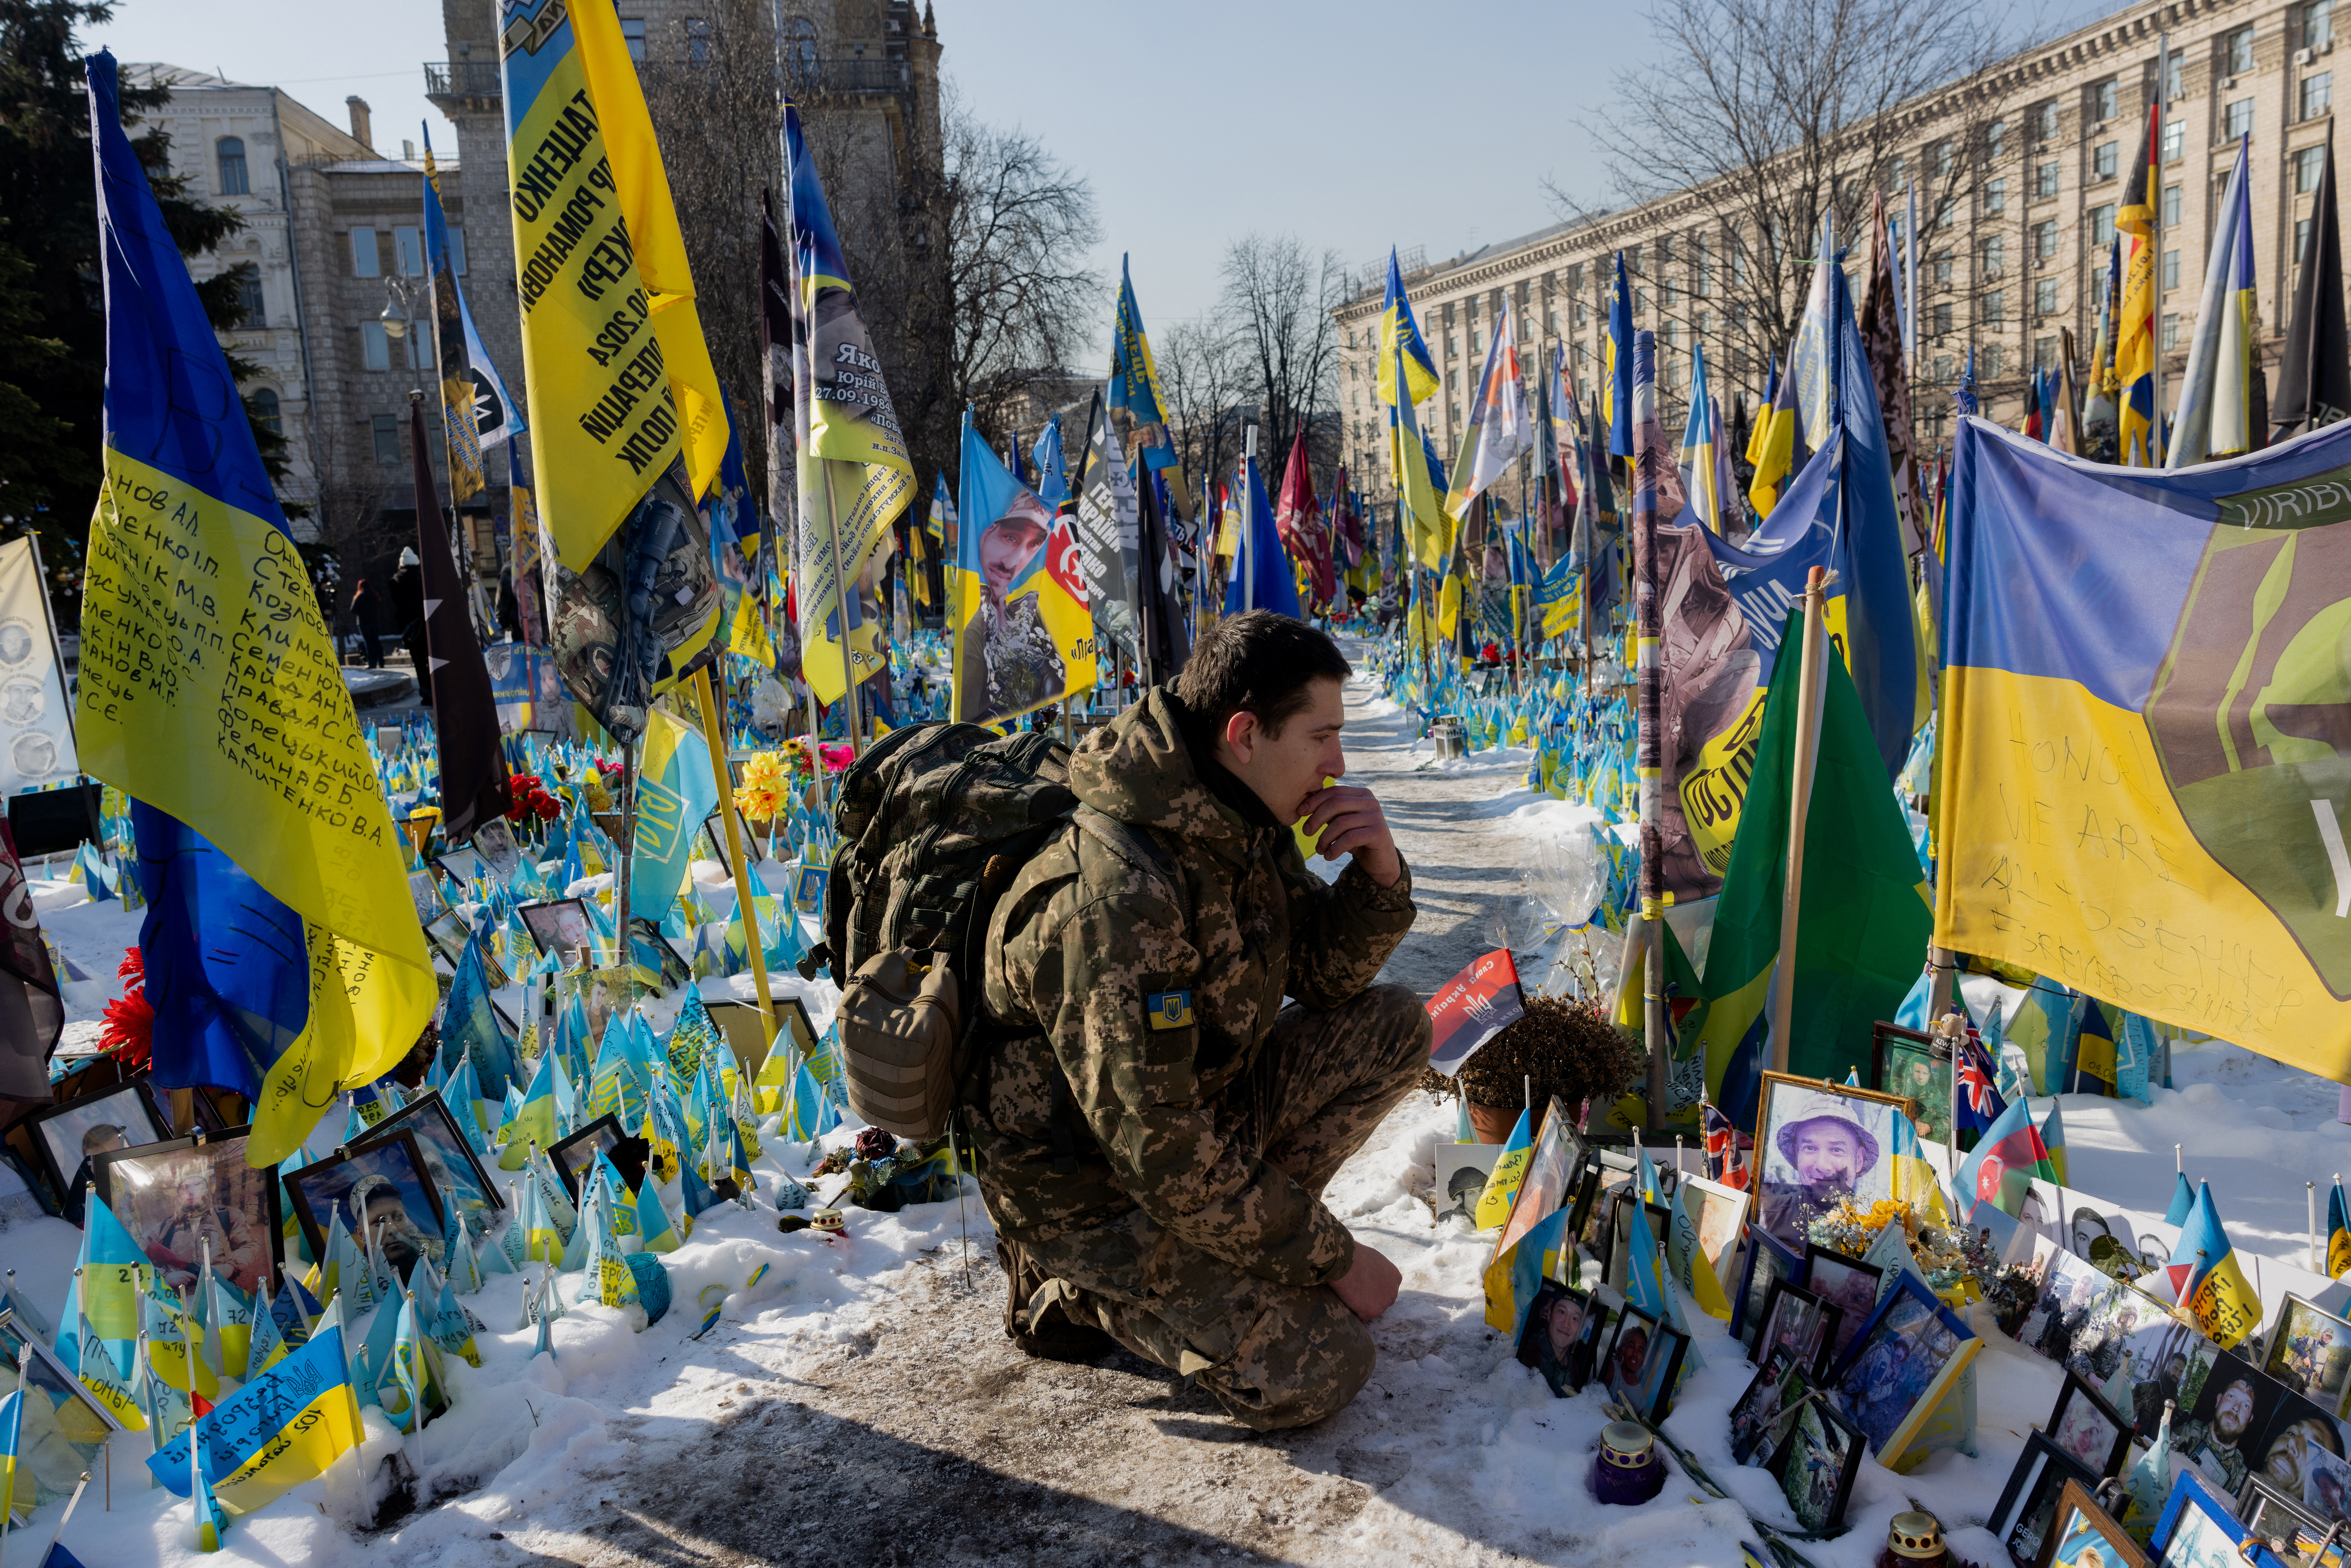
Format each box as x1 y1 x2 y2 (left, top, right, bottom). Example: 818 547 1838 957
1330 1242 1402 1322
1301 784 1401 887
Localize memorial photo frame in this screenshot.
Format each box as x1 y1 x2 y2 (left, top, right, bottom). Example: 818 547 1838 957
1767 1387 1865 1536
1752 1072 1916 1248
1680 1173 1751 1289
548 1114 628 1205
2264 1293 2351 1419
1729 1347 1804 1466
1828 1269 1982 1468
90 1127 279 1297
284 1131 447 1280
408 868 450 926
1993 1431 2098 1568
1755 1276 1844 1378
2153 1468 2259 1568
1802 1243 1885 1364
1732 1226 1806 1349
0 1311 124 1515
353 1090 504 1236
2045 1368 2134 1479
1515 1280 1605 1396
1433 1142 1504 1225
2036 1478 2152 1568
1599 1299 1688 1422
2237 1477 2341 1568
432 845 491 889
22 1079 172 1219
519 898 596 960
1870 1021 1953 1146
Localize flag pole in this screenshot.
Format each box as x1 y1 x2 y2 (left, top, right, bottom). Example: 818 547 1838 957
1769 565 1832 1071
692 666 776 1052
815 460 864 760
1632 330 1670 1129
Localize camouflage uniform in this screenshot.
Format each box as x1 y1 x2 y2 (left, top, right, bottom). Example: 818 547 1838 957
971 688 1425 1431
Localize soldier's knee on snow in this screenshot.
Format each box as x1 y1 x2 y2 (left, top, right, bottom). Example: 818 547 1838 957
1205 1290 1378 1433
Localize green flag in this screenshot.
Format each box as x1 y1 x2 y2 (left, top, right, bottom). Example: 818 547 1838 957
1686 604 1932 1116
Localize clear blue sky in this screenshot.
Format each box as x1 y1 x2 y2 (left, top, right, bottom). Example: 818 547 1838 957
111 0 2115 369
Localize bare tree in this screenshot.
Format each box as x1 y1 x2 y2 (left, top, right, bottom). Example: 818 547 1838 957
1156 316 1247 503
1552 0 2033 408
1219 235 1344 476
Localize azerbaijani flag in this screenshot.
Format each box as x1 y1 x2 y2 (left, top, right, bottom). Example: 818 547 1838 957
1950 1097 2054 1218
2159 1180 2262 1348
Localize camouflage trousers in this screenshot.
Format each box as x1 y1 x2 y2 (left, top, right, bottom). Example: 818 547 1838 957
1018 982 1430 1431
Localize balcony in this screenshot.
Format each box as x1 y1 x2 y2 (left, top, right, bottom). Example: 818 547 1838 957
784 57 912 96
424 61 503 105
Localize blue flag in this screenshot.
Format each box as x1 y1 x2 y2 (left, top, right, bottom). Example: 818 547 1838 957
1223 456 1303 618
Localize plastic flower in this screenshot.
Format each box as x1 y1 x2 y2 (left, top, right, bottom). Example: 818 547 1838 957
734 751 790 822
99 946 153 1069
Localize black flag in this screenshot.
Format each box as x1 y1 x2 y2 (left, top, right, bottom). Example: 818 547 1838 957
2275 137 2351 439
1134 466 1190 687
408 392 511 843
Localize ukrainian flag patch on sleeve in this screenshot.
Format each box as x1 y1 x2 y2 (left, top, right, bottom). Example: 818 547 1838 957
1143 991 1194 1030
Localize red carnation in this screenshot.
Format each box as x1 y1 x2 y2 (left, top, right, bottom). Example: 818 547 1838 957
99 988 153 1071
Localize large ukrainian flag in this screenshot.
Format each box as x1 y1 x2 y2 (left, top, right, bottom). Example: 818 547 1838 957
1941 413 2351 1079
78 53 433 1164
1374 248 1440 409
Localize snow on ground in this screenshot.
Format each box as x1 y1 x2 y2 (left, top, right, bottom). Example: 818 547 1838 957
11 655 2351 1564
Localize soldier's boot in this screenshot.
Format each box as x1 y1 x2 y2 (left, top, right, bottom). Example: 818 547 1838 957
997 1240 1118 1363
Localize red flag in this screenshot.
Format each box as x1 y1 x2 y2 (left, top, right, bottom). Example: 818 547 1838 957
1273 430 1335 602
1425 949 1525 1076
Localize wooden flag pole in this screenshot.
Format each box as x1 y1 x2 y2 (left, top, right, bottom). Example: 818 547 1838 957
691 666 777 1053
1769 565 1831 1072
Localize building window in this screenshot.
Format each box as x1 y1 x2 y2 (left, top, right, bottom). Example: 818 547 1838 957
2093 141 2118 179
2227 26 2255 75
1635 287 1648 315
2094 79 2118 122
2090 204 2117 246
1694 236 1711 297
2162 249 2180 289
393 226 425 278
1986 177 2007 215
1930 301 1954 336
1981 235 2005 275
2311 0 2336 48
1981 289 2006 327
216 136 249 196
2037 101 2059 141
251 387 281 436
350 228 380 278
232 263 264 325
2033 219 2059 260
2297 216 2317 265
1573 343 1589 371
1987 120 2007 158
1934 354 1954 382
371 413 400 465
2036 159 2060 198
1445 334 1457 358
1574 301 1589 329
2161 312 2181 350
2303 71 2333 120
2035 334 2058 368
2035 279 2058 315
1931 250 1953 287
448 227 467 275
2162 116 2185 161
620 17 647 60
685 17 712 65
1446 369 1459 392
2226 98 2255 140
1933 138 1956 178
1983 344 2005 379
361 321 391 371
2163 183 2182 227
405 328 433 371
2298 145 2328 192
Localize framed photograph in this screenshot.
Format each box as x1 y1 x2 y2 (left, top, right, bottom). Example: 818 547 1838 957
2036 1478 2152 1568
703 804 766 865
1598 1299 1689 1422
1802 1244 1885 1364
1729 1346 1803 1466
2153 1468 2257 1568
1756 1276 1844 1378
1733 1226 1807 1349
549 1114 628 1205
0 1312 125 1507
1680 1173 1751 1288
2045 1369 2134 1478
558 966 636 1056
433 845 491 888
353 1090 504 1236
1605 1189 1672 1293
2178 1354 2288 1497
2297 1418 2351 1530
1766 1386 1866 1536
1827 1269 1982 1468
519 898 597 960
423 908 473 967
470 818 522 880
408 868 450 926
1579 1160 1634 1251
2238 1477 2338 1568
1492 1098 1585 1260
1514 1280 1606 1396
1870 1020 1953 1146
1563 1165 1605 1255
1751 1072 1915 1249
283 1131 446 1281
21 1079 173 1217
626 915 695 992
1433 1142 1504 1225
2265 1294 2351 1418
1993 1431 2099 1568
376 725 405 754
90 1128 279 1297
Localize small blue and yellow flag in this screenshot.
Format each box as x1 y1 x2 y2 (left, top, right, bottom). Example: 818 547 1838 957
149 1326 364 1516
2327 1179 2351 1278
0 1383 25 1518
2160 1180 2261 1348
1472 1109 1533 1230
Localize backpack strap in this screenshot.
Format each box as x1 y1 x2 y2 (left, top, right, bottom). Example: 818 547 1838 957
1069 806 1192 932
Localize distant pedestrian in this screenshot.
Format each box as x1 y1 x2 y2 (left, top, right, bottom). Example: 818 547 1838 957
389 547 430 705
349 578 386 668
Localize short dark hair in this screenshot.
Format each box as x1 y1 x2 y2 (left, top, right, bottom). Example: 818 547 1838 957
1174 611 1350 739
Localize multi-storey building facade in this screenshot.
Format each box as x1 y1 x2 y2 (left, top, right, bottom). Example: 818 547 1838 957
1334 0 2346 509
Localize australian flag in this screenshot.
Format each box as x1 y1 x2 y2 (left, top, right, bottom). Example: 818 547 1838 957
1953 1011 2009 1136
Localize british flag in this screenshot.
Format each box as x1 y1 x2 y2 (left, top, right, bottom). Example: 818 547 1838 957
1700 1098 1746 1190
1954 1019 2008 1136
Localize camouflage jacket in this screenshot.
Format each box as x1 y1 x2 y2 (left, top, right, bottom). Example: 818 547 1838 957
973 689 1417 1289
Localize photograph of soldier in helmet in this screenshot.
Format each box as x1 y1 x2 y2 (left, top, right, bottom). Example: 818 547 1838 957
1754 1080 1902 1247
954 491 1066 723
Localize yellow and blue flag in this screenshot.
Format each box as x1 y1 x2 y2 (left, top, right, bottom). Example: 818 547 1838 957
1374 248 1440 409
1389 347 1449 572
148 1326 363 1515
1472 1109 1532 1230
1888 1110 1950 1222
1605 253 1634 457
499 0 725 568
1676 343 1726 533
2115 105 2164 465
637 1174 684 1254
627 707 719 922
1668 1176 1734 1319
1622 1175 1703 1377
77 1197 145 1382
0 1383 24 1518
2168 135 2259 466
1109 255 1183 481
500 1050 561 1172
951 410 1095 725
1481 1204 1574 1337
2328 1179 2351 1278
79 52 435 1164
2158 1181 2261 1348
1940 413 2351 1077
